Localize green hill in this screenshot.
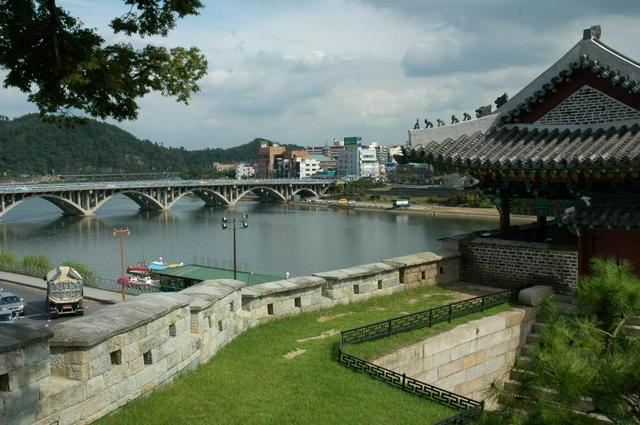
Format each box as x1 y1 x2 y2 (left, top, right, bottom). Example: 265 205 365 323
0 114 299 176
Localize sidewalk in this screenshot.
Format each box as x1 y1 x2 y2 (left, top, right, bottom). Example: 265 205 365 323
0 270 122 304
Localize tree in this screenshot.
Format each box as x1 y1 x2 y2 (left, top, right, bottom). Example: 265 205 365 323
0 0 208 121
482 258 640 425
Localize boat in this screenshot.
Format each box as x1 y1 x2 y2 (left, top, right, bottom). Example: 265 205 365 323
126 265 150 276
118 275 159 287
148 258 168 271
167 262 184 269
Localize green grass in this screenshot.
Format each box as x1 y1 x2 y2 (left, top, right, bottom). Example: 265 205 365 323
97 285 511 425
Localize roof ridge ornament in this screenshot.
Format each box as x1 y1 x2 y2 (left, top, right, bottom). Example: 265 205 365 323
583 25 601 41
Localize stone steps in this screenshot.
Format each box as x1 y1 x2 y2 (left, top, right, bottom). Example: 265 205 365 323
532 321 548 334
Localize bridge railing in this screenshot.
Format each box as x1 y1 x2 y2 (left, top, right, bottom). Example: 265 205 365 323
0 178 336 194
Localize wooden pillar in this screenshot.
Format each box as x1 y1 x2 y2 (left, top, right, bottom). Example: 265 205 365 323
535 215 547 241
577 226 591 276
499 193 510 239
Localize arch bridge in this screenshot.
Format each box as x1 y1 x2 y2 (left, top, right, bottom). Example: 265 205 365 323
0 179 335 218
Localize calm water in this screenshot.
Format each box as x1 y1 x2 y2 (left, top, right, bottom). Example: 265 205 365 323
0 196 498 280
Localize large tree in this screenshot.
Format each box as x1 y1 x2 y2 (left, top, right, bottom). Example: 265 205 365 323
0 0 208 121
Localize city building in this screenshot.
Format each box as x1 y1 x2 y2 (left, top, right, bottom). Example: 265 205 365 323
309 154 336 174
257 141 286 178
296 157 321 178
403 25 640 275
235 162 256 179
212 162 236 172
359 146 380 179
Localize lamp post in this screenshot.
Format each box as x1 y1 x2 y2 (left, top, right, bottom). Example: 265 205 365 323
221 214 248 280
112 226 130 302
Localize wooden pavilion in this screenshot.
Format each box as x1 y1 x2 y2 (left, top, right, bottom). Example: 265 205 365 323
403 26 640 276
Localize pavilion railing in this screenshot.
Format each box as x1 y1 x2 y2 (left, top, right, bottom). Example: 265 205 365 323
338 289 519 425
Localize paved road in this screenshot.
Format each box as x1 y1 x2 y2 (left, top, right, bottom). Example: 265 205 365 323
0 280 109 328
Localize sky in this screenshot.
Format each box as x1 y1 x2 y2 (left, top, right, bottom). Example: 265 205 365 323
2 0 640 149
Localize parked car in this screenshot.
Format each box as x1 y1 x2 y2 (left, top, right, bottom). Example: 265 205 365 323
0 291 25 316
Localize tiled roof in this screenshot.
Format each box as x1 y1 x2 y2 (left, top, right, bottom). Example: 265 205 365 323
402 124 640 171
561 198 640 228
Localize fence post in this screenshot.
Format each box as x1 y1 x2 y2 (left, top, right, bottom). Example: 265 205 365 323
448 304 452 323
402 373 406 389
428 309 432 327
387 320 391 335
481 296 485 312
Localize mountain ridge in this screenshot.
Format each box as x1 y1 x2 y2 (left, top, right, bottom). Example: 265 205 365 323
0 114 300 176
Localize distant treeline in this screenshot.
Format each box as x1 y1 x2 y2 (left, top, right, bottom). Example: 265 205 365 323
0 114 301 177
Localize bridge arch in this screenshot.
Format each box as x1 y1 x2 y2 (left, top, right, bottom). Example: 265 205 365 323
168 188 231 208
291 188 319 198
0 194 88 219
231 186 287 205
90 190 166 214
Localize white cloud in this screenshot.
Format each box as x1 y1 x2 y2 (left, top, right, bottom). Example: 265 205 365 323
2 1 640 149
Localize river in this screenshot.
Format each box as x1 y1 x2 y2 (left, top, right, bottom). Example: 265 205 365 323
0 196 498 280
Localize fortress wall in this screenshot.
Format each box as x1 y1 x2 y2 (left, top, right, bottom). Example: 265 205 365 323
1 249 460 425
374 307 537 403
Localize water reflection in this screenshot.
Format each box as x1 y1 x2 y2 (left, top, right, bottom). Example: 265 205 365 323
0 197 498 280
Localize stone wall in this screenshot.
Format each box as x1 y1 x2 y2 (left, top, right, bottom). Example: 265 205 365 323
0 325 53 425
374 307 537 403
384 251 459 287
1 249 461 425
458 238 578 292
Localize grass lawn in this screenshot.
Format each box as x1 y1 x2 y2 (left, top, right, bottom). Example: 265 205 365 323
97 285 510 425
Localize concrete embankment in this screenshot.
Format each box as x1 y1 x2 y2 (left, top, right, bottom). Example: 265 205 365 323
291 200 533 221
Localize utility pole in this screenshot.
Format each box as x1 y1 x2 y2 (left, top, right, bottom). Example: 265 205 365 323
113 226 130 302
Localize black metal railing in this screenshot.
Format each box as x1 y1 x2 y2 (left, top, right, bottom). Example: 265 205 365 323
340 289 516 347
338 289 518 425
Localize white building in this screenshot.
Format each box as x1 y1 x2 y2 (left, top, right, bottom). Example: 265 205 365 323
359 147 380 179
297 157 321 178
235 162 255 179
336 146 381 179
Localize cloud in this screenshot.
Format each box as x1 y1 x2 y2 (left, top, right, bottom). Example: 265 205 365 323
3 0 640 150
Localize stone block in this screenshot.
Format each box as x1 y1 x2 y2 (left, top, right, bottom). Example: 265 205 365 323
519 285 554 306
503 309 525 328
90 354 112 378
85 375 105 399
462 351 486 369
438 359 463 379
0 349 25 375
24 343 49 365
2 382 38 414
450 341 472 361
34 359 49 381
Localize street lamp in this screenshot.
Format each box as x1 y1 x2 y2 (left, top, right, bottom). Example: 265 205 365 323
113 226 131 302
221 214 248 280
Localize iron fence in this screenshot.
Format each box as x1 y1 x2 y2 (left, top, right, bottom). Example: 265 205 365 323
92 278 178 295
340 289 516 347
338 288 519 425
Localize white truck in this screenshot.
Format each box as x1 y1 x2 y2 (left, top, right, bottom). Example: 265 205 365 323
392 199 410 208
46 266 84 319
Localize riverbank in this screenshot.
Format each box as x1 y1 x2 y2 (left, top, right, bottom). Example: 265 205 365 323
292 200 533 222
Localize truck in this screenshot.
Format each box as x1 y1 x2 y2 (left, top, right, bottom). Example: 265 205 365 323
392 199 410 208
46 266 84 319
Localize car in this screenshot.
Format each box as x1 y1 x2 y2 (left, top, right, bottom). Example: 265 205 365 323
0 291 25 316
0 311 15 324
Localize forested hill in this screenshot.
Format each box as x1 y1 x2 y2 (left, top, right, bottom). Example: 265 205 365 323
0 114 299 176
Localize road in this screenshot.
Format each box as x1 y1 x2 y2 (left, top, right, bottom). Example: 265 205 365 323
0 279 109 328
